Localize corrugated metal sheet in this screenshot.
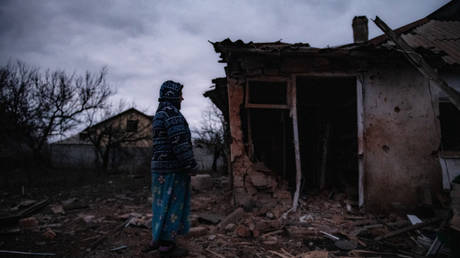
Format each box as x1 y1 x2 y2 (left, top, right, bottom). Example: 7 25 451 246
401 20 460 64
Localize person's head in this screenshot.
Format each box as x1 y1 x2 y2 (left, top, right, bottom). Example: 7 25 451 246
158 80 183 109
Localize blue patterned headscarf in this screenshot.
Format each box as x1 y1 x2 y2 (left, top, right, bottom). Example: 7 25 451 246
158 80 183 102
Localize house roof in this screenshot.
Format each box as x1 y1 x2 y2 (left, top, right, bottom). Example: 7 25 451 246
83 107 153 132
212 0 460 66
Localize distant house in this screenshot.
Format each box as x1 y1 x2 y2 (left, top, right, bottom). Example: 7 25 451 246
206 1 460 211
51 107 224 173
51 108 153 172
80 107 153 148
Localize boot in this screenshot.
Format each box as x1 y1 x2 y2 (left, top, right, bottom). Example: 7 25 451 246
141 240 159 253
159 241 189 257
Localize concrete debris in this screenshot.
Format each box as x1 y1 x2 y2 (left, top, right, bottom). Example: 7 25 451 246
18 216 39 230
125 216 150 228
298 250 330 258
191 174 213 192
216 207 245 231
265 211 275 219
334 239 357 250
42 228 56 240
50 205 65 215
235 224 250 238
79 214 96 224
224 223 235 232
187 226 208 238
61 198 87 210
262 236 278 245
249 172 271 189
197 213 222 225
407 214 422 225
299 214 314 223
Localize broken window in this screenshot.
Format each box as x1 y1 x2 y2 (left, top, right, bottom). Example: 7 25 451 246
439 101 460 152
126 120 139 132
247 81 287 106
248 109 295 182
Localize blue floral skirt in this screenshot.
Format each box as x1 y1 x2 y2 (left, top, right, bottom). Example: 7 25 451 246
151 172 191 242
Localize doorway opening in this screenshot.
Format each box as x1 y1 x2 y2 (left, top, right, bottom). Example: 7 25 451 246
296 76 358 199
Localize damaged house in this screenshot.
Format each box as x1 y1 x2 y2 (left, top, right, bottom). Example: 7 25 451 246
206 1 460 211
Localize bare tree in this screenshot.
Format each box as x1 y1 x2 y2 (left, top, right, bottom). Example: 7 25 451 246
82 100 152 173
0 61 113 167
192 102 227 173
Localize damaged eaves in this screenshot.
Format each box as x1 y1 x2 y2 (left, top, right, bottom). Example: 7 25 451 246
204 78 229 121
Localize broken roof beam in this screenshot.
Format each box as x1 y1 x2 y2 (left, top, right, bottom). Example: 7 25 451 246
373 16 460 111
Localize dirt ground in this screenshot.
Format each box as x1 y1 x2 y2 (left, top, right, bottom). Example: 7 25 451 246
0 173 452 257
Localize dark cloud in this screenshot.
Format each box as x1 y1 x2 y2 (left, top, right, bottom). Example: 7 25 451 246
0 0 451 129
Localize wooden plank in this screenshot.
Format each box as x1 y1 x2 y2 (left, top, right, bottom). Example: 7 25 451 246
290 78 302 212
356 77 365 207
0 199 50 227
281 111 287 179
373 16 460 111
374 217 442 241
245 103 289 109
246 109 254 159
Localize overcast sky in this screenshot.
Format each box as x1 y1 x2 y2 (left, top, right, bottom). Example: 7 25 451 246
0 0 450 131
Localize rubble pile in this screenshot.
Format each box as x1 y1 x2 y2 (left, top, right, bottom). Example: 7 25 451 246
0 174 456 257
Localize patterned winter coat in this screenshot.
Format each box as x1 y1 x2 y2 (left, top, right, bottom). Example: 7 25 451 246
151 81 197 174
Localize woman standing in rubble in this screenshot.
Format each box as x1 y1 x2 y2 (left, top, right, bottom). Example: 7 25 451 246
146 80 197 257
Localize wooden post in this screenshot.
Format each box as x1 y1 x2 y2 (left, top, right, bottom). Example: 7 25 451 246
373 16 460 111
319 121 331 189
290 79 302 212
356 77 365 207
281 111 287 180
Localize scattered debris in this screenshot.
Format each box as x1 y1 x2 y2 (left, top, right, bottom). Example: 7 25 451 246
42 228 56 240
299 214 314 223
191 174 213 192
320 231 339 241
18 217 39 230
375 217 443 241
0 250 56 256
109 245 128 252
79 214 96 224
49 205 65 215
407 214 422 225
187 226 208 238
0 173 452 256
197 213 222 225
12 200 37 211
61 198 87 210
334 239 357 250
0 199 49 227
224 223 235 232
235 224 250 238
216 207 245 231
